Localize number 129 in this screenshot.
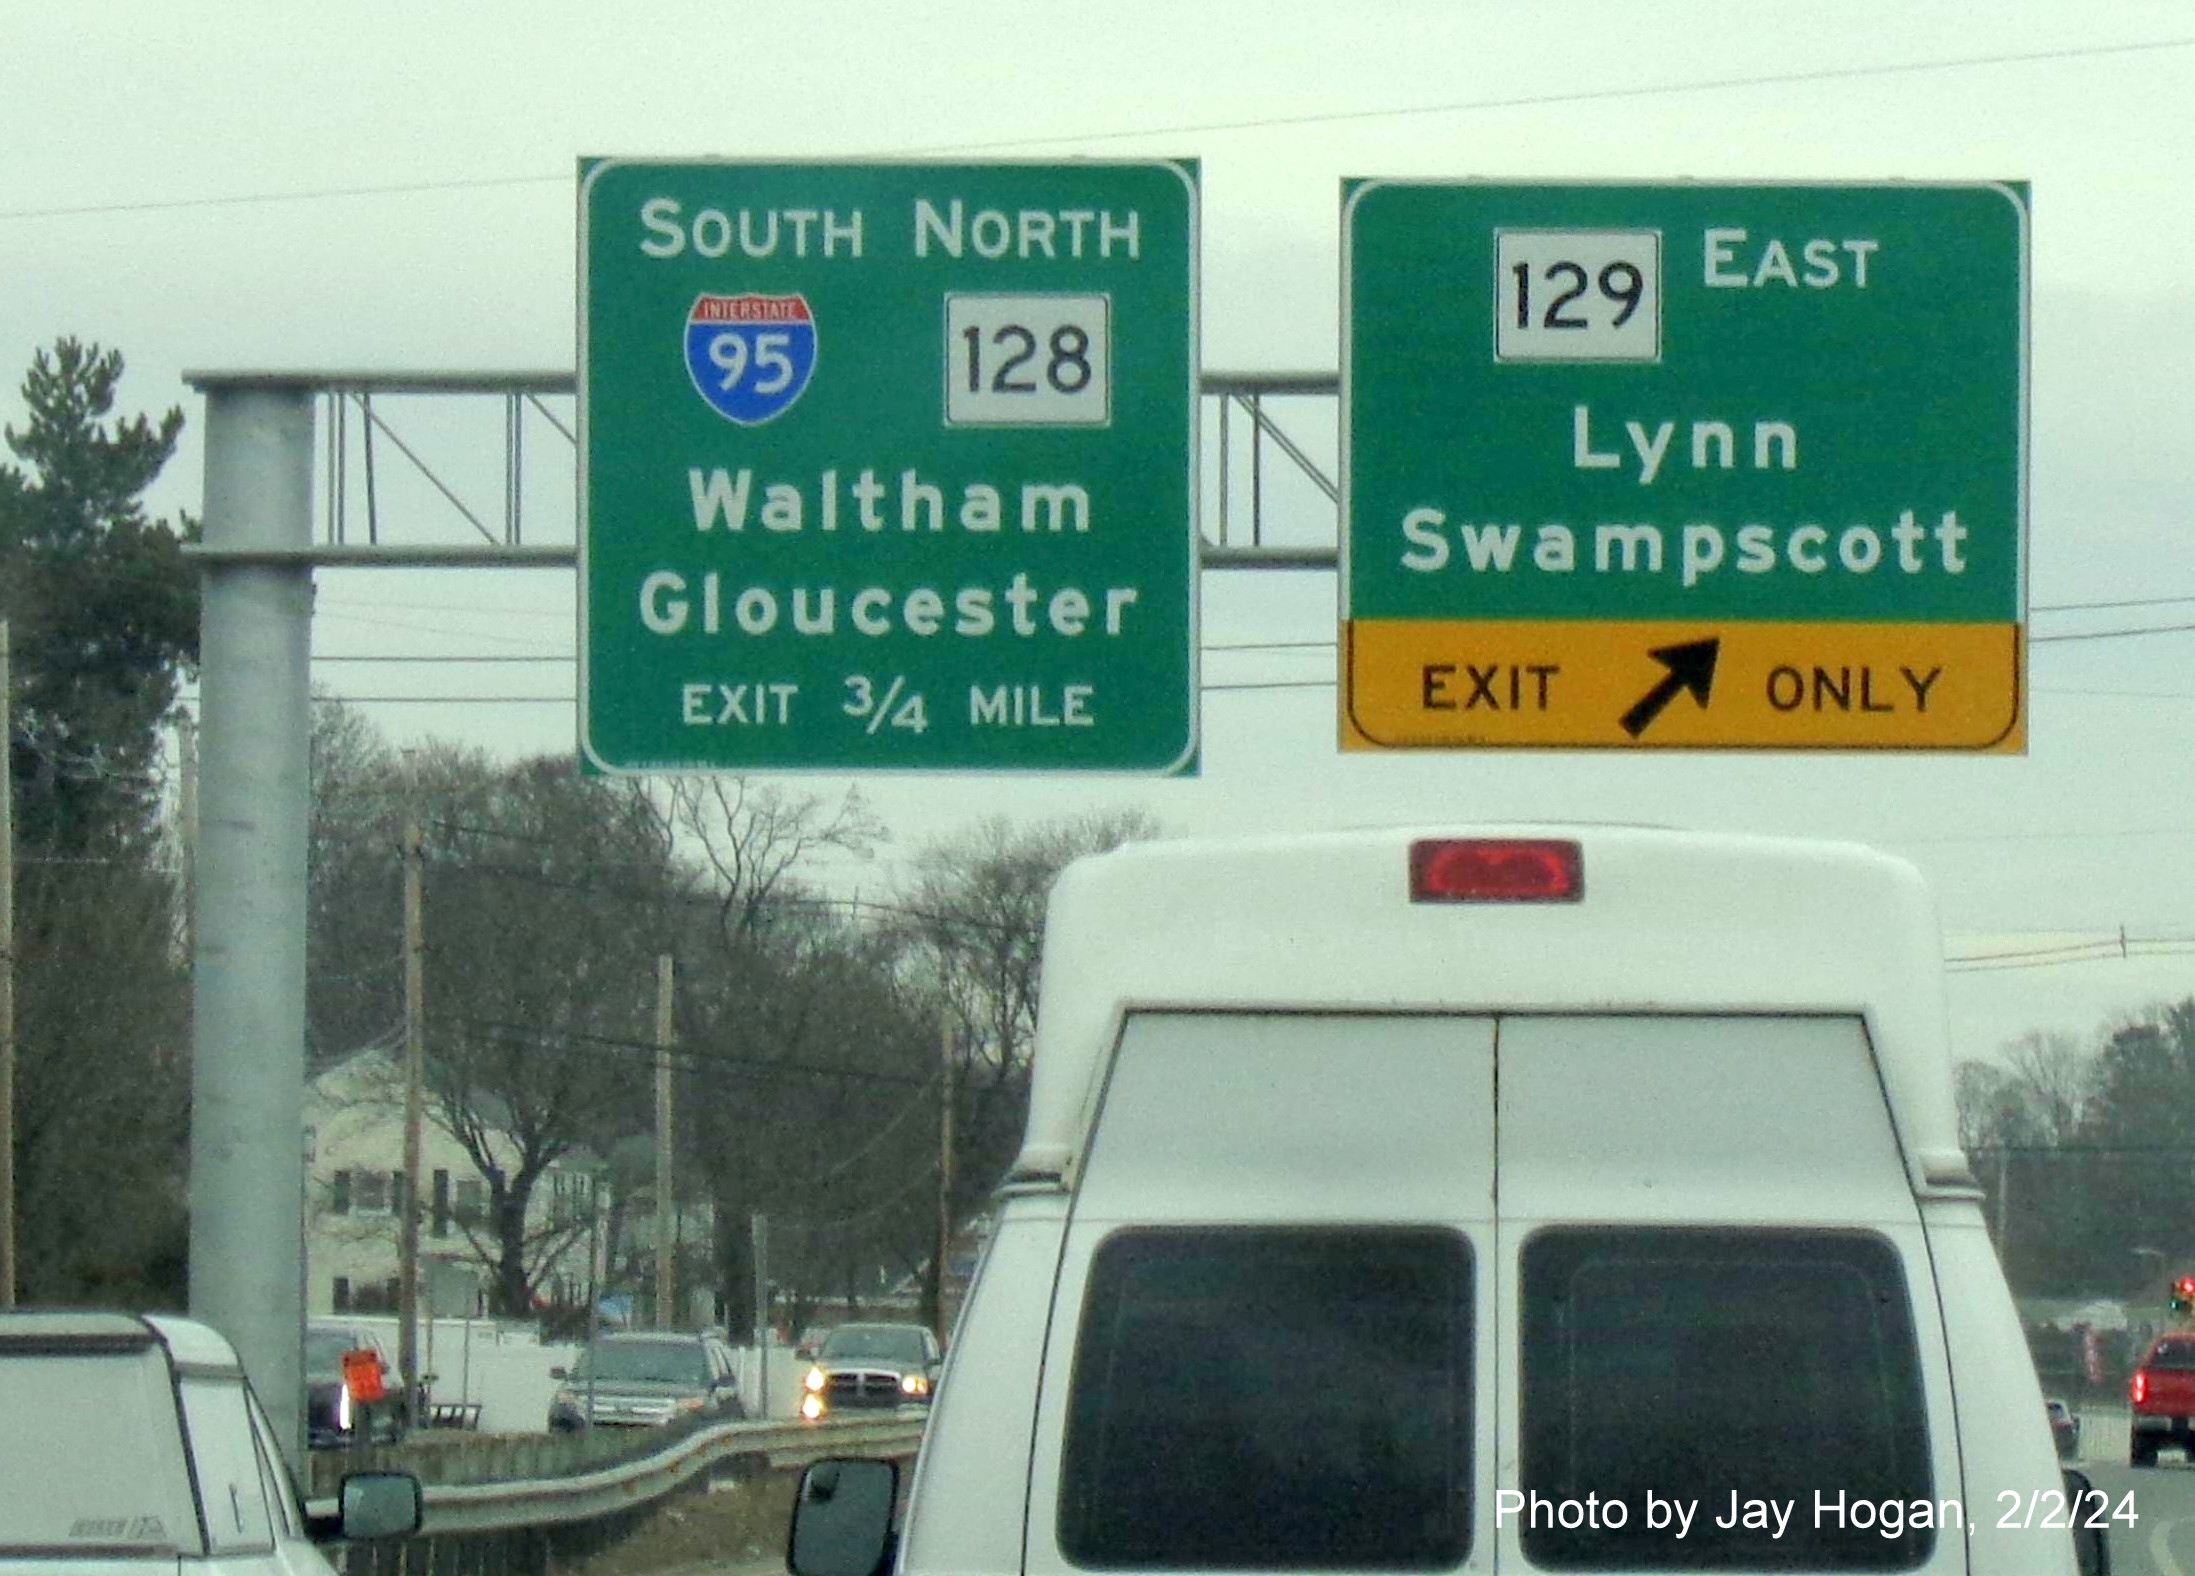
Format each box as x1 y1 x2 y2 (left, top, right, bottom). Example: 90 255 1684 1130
1492 229 1660 363
1511 260 1645 330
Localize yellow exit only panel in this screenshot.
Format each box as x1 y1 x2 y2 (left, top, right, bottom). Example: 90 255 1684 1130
1341 619 2023 751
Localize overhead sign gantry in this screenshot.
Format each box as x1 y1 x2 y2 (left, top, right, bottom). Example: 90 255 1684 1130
1341 180 2028 751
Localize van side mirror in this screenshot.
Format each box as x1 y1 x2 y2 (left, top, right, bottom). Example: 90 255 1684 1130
2064 1468 2110 1576
335 1471 423 1541
789 1457 898 1576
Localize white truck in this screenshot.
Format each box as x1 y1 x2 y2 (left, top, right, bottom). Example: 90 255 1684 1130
788 826 2111 1576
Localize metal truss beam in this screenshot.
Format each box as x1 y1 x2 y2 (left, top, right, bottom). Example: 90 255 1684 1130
186 369 1340 570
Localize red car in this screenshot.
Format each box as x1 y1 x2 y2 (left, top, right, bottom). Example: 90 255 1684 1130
2128 1333 2195 1465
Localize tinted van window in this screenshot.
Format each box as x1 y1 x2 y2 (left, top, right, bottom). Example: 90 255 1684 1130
1520 1227 1933 1570
1060 1227 1471 1570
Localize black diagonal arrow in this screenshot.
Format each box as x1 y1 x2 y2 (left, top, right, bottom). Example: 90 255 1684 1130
1619 637 1721 738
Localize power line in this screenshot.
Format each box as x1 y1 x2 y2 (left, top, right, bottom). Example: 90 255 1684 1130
291 613 2195 690
902 36 2195 154
314 654 569 664
1901 825 2195 846
304 695 569 705
2037 687 2195 702
2036 592 2195 614
2033 620 2195 645
280 681 1343 702
1 172 571 222
306 636 1338 664
804 1070 944 1189
432 858 1031 939
320 597 571 621
246 666 2195 706
771 1172 936 1234
453 1015 936 1090
387 820 2195 962
1966 1143 2195 1155
1946 940 2195 975
313 612 566 651
4 36 2186 222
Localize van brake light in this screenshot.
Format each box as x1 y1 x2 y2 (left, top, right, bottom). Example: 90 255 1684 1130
2133 1372 2148 1405
1410 839 1583 903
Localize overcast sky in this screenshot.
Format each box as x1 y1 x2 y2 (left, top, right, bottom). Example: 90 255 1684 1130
4 0 2193 1068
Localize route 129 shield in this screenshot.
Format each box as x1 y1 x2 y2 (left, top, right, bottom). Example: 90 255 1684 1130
684 293 818 426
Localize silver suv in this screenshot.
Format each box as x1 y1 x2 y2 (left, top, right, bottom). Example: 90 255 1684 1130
547 1331 744 1430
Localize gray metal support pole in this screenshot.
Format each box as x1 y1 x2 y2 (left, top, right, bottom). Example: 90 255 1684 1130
190 383 314 1464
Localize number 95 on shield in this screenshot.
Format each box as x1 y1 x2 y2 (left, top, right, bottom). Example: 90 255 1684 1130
1494 230 1660 364
944 293 1110 427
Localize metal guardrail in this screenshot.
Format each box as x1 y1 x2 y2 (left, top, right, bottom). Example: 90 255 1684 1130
307 1414 926 1535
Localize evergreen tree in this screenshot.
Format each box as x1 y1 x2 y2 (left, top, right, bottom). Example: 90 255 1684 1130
1 337 197 854
1 339 195 1306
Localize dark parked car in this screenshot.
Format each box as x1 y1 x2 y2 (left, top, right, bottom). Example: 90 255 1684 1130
305 1322 405 1448
800 1322 940 1420
548 1331 745 1430
2047 1397 2080 1460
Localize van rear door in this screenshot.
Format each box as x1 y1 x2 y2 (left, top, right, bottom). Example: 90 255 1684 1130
1494 1013 1964 1576
1024 1011 1497 1576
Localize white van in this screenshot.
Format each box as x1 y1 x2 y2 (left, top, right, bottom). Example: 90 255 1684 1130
790 827 2110 1576
0 1311 418 1576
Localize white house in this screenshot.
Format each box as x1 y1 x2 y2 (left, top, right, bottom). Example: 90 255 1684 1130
303 1046 713 1325
303 1045 599 1317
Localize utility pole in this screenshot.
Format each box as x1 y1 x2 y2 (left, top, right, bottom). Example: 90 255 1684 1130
653 953 674 1330
396 760 425 1416
585 1173 606 1424
1 621 15 1308
750 1212 769 1418
933 1019 956 1339
176 712 197 962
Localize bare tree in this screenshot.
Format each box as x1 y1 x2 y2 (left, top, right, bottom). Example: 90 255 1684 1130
652 779 929 1336
306 698 404 1066
891 808 1162 1325
308 737 699 1315
897 808 1161 1079
665 777 883 942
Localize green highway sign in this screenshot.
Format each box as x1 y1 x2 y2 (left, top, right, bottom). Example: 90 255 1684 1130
1341 180 2028 751
579 159 1198 773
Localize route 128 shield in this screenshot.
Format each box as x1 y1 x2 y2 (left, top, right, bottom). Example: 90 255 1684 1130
684 293 818 426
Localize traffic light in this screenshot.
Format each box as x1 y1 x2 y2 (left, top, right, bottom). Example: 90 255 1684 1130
2171 1276 2195 1314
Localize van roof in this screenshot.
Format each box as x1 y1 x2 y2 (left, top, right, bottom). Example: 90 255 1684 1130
0 1310 243 1375
1017 823 1969 1195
